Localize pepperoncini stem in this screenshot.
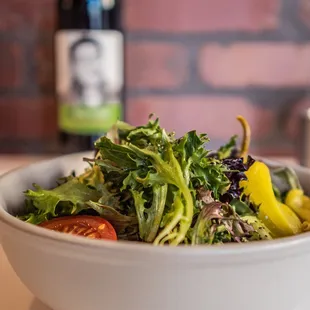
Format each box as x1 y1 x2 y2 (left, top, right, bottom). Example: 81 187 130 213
240 161 302 237
237 115 251 163
302 221 310 232
285 189 310 222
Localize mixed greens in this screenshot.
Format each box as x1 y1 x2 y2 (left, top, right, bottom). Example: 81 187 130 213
17 115 310 245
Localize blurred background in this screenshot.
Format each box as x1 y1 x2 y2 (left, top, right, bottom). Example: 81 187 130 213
0 0 310 158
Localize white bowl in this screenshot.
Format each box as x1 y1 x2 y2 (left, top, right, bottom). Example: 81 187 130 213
1 153 310 310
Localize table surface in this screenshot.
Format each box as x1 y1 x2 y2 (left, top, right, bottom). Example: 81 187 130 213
0 155 53 310
0 154 299 310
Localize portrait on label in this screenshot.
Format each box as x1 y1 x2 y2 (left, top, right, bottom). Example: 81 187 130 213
56 30 123 108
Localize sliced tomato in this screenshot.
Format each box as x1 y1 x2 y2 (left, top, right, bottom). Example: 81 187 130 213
39 216 117 241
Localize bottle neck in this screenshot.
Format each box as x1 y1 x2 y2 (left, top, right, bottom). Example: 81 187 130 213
58 0 121 30
87 0 104 29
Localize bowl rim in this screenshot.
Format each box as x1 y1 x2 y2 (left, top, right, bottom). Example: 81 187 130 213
1 152 310 264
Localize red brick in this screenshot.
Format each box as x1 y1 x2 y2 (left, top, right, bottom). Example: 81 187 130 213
286 97 310 140
0 0 56 32
299 0 310 28
0 41 23 89
199 43 310 87
35 38 54 92
0 97 57 139
126 96 274 142
124 0 279 33
126 43 188 89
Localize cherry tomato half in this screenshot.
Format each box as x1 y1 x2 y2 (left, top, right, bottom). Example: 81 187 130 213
39 216 117 241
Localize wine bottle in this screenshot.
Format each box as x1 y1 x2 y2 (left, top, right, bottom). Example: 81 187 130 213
55 0 124 153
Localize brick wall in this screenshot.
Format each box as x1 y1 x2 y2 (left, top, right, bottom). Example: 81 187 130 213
0 0 57 153
0 0 310 156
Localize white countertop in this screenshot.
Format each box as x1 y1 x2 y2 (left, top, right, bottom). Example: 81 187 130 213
0 154 299 310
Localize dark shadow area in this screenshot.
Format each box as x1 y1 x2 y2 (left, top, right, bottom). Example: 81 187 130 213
29 298 53 310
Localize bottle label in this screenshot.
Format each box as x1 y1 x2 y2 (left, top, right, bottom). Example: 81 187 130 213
55 30 123 135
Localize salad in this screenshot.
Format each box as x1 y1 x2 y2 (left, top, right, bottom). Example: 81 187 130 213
16 115 310 245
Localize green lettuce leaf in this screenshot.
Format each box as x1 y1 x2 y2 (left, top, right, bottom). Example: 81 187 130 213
21 178 102 224
130 184 168 242
95 119 196 245
216 135 237 160
86 201 138 236
191 201 265 245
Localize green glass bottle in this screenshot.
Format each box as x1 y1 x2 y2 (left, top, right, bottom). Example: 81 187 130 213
55 0 124 152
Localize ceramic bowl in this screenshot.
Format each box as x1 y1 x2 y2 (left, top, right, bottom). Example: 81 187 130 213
1 152 310 310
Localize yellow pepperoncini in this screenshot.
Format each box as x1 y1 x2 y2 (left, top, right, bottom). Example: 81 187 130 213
285 189 310 223
302 221 310 232
240 161 302 237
